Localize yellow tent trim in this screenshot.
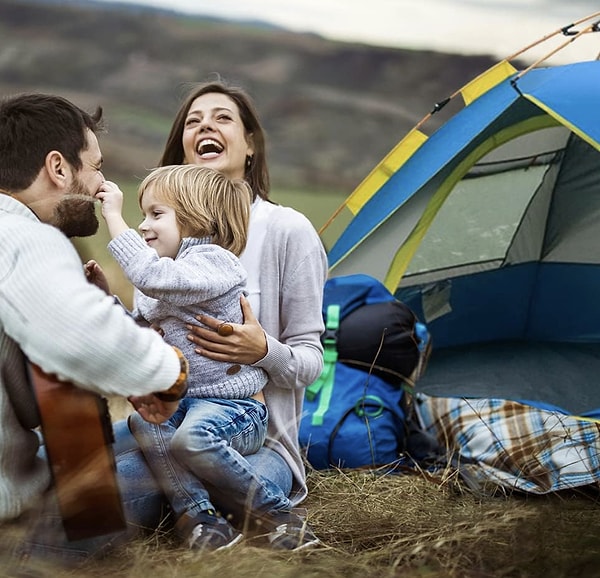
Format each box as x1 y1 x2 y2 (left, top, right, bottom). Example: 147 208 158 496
346 128 428 214
461 60 518 106
337 61 516 219
383 115 560 293
523 94 600 153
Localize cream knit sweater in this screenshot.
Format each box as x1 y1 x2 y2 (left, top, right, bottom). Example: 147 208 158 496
0 195 181 521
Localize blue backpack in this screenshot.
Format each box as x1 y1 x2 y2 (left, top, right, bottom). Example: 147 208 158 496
299 274 431 470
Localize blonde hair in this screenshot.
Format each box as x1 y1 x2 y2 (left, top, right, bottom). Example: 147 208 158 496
138 165 252 256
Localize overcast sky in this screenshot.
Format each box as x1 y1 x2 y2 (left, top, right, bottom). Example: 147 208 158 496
94 0 599 64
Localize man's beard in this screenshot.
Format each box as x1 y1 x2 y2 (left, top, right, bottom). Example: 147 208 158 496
54 177 99 238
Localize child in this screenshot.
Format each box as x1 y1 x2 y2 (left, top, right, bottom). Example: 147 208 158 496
95 165 268 550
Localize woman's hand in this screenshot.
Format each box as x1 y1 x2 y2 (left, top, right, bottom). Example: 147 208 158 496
186 295 268 365
128 394 179 424
84 259 111 295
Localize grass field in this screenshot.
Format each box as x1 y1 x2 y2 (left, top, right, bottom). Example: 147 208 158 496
9 466 600 578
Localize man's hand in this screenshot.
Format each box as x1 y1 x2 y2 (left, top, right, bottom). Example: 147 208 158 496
128 394 179 424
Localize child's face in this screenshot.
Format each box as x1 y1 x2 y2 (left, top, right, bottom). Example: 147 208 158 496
138 186 182 258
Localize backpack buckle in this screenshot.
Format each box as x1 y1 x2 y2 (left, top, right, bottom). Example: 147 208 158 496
322 327 338 345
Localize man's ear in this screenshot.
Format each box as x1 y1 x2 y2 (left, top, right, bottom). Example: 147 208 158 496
45 150 69 188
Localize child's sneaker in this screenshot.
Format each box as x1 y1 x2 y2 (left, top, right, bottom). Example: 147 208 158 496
261 511 320 551
177 510 243 552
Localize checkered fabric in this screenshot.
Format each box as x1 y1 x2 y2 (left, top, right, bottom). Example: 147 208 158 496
416 395 600 494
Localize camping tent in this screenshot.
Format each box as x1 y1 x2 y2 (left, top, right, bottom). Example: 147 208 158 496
323 22 600 419
320 13 600 494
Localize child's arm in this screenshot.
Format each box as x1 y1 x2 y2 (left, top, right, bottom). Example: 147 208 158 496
95 180 129 239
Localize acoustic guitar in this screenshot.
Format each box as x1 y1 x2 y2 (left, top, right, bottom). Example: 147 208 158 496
29 363 126 541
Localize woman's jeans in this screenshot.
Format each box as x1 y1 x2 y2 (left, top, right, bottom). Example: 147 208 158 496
129 396 292 527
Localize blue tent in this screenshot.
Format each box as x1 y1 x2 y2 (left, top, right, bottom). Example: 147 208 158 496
324 53 600 418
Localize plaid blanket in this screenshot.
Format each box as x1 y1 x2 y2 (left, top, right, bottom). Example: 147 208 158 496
416 394 600 494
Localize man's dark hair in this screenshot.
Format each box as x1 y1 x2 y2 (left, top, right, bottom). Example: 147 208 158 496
0 93 103 191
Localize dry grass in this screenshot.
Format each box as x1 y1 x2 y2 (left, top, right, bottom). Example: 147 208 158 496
4 398 599 576
8 463 600 578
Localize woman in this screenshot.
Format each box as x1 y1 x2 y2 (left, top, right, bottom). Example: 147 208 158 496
130 80 328 551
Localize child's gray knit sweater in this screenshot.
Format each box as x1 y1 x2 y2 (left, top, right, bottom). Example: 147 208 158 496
108 229 267 399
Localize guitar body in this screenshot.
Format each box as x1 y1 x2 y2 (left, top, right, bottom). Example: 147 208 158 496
29 363 126 541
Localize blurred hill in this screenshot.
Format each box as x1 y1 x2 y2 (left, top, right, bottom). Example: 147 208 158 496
0 0 502 195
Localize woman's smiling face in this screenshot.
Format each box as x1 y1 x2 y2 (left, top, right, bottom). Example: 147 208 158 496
182 92 254 180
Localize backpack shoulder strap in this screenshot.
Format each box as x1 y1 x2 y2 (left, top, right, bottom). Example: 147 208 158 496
305 304 340 426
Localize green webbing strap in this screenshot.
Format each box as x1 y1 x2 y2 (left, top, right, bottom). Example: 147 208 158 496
305 304 340 426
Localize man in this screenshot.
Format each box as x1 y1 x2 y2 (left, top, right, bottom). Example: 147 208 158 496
0 93 187 568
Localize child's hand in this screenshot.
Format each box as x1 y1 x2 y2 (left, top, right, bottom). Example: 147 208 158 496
95 180 129 238
84 259 111 295
150 323 165 337
95 180 124 219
